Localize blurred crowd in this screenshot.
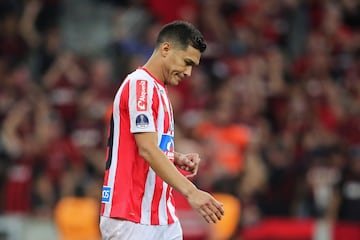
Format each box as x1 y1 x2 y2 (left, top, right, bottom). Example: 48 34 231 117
1 0 360 235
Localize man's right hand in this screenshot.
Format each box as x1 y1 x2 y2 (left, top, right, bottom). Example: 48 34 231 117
186 189 224 223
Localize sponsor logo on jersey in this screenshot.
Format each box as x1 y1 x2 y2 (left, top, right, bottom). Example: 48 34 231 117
159 134 174 160
102 186 112 203
136 80 147 111
135 114 149 128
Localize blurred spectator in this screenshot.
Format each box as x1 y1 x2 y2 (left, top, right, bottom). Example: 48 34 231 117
54 184 101 240
0 10 29 64
108 8 159 80
333 147 360 222
258 139 298 217
146 0 198 24
71 58 114 176
42 52 87 126
340 0 360 30
193 99 252 193
37 112 84 192
1 79 49 213
302 147 342 218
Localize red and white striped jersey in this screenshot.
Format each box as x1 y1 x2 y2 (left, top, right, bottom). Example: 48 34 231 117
101 67 177 225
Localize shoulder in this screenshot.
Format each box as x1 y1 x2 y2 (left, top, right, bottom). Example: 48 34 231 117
128 69 154 83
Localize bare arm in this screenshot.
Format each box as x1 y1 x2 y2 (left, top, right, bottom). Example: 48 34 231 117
134 132 224 223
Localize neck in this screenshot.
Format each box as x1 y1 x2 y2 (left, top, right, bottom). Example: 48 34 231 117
142 52 165 84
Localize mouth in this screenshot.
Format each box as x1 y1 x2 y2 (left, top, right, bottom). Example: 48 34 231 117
176 74 184 81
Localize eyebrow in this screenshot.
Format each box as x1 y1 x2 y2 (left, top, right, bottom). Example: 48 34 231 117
185 58 197 66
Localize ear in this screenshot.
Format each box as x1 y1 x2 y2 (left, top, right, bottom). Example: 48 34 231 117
160 42 171 57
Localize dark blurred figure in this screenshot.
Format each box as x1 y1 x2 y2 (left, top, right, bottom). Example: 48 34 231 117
0 10 29 64
258 140 297 217
334 147 360 222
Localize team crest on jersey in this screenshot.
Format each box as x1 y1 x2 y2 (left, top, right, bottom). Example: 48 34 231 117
159 134 174 160
102 186 112 203
136 80 148 111
136 114 149 128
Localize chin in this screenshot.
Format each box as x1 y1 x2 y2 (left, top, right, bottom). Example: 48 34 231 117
168 78 180 86
174 80 181 86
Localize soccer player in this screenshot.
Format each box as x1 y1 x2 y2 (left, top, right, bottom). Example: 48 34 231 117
100 20 224 240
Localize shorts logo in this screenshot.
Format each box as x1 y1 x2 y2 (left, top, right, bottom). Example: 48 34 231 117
102 186 112 203
136 80 147 111
136 114 149 128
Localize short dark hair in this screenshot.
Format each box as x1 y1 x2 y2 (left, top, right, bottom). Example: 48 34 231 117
156 21 207 53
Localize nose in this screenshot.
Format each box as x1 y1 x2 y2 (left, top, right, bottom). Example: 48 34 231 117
184 66 192 77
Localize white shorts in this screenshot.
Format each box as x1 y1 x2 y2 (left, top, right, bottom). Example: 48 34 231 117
99 216 183 240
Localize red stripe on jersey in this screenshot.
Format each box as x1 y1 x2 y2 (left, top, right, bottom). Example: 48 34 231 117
158 93 170 133
151 176 163 225
151 86 160 131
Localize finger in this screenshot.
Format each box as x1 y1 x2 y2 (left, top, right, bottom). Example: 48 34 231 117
204 205 216 217
203 215 212 223
192 167 198 176
211 198 224 208
214 206 224 220
188 155 199 165
208 203 224 220
185 169 198 178
200 208 217 223
203 214 211 223
181 166 192 173
185 172 196 178
185 159 195 168
185 164 199 178
206 213 217 223
193 156 201 164
186 153 200 164
215 201 225 215
178 156 187 166
184 168 196 177
198 207 207 216
198 208 209 222
206 200 224 218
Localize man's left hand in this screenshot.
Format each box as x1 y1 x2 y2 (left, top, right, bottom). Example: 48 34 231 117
175 153 201 178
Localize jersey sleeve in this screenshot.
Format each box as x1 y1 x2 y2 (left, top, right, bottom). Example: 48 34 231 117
129 78 157 133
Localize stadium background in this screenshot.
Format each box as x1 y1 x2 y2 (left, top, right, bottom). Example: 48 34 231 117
1 0 360 239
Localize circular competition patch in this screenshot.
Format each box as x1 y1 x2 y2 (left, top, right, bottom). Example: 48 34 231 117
136 114 149 128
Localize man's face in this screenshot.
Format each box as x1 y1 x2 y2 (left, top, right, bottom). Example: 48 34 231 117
162 44 201 86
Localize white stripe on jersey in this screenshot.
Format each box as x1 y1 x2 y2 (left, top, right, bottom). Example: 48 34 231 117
129 74 155 134
167 194 178 222
140 169 156 224
158 181 169 225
